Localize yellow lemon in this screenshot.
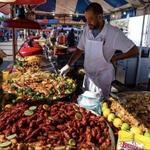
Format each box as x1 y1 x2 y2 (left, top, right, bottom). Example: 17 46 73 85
102 102 108 108
103 108 111 118
107 113 116 122
113 118 123 128
121 123 130 131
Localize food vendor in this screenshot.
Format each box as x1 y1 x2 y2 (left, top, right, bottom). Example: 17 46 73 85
60 2 139 98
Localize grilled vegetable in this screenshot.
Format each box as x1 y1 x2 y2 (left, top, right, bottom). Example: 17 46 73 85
6 134 17 140
0 141 12 148
24 110 34 116
29 106 37 111
68 139 76 146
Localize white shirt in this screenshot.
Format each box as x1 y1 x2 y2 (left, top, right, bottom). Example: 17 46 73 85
77 23 135 62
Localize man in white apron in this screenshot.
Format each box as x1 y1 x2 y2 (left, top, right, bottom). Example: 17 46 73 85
60 3 139 98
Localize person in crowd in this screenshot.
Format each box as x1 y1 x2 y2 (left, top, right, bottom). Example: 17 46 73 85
67 28 76 47
57 31 66 45
50 27 57 46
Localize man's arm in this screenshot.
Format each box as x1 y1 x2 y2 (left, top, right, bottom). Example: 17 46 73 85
111 45 139 63
59 48 83 76
67 48 83 66
60 27 85 76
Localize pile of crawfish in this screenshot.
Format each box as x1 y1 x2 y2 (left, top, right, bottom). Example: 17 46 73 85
0 102 111 149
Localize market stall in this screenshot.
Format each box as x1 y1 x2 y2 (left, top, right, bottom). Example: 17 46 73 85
0 0 150 150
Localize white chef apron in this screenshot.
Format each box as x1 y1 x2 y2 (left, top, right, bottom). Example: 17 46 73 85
83 36 115 98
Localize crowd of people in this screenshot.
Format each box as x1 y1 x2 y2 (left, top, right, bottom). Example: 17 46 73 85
42 27 79 48
0 29 26 42
0 26 80 49
0 29 11 42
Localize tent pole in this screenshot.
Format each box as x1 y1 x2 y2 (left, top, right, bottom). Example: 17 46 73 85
135 8 146 85
12 28 16 63
11 5 17 63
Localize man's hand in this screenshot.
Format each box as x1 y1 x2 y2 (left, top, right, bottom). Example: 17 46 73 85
111 55 117 63
111 46 139 63
59 48 82 76
60 64 71 76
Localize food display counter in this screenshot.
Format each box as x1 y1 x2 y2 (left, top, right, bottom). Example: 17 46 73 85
0 55 114 150
0 53 150 150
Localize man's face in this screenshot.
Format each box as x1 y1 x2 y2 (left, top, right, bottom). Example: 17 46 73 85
85 10 103 30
